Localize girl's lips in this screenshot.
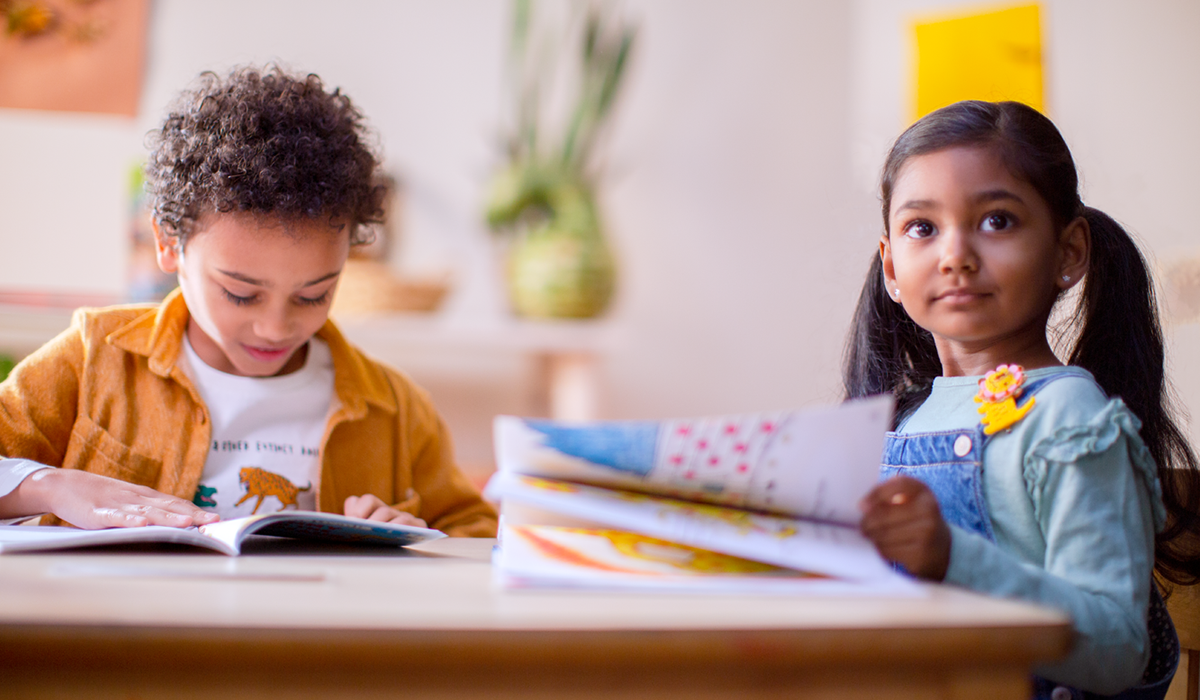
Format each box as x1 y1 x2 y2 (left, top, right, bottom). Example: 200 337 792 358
936 289 987 303
243 344 293 363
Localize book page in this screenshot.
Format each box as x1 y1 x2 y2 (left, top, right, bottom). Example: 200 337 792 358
491 395 893 524
198 511 446 552
496 524 919 595
489 474 905 583
0 525 232 555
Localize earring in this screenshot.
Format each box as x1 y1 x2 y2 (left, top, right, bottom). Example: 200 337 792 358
1061 275 1071 283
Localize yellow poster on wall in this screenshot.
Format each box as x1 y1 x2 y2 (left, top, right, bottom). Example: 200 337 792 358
912 3 1044 122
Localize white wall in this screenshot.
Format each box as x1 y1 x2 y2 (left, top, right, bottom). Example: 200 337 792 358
0 0 1197 466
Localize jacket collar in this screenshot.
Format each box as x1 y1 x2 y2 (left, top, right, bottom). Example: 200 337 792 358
105 288 397 418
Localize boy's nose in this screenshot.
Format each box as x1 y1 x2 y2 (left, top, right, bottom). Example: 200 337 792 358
253 308 296 343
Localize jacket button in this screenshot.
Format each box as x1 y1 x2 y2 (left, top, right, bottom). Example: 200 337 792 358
1050 687 1073 700
953 434 972 457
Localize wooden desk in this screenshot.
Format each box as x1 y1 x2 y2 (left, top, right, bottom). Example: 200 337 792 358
0 538 1070 699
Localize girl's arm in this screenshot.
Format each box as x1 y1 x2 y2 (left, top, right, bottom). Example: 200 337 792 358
863 423 1155 694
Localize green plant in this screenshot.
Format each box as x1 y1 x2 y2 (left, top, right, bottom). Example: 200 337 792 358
485 0 636 235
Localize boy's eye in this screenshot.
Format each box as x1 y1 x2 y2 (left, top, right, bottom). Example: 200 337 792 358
295 291 331 307
981 212 1014 231
902 220 935 239
221 288 256 306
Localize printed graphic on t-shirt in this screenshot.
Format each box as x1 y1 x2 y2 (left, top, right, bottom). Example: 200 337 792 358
233 466 312 514
195 439 321 518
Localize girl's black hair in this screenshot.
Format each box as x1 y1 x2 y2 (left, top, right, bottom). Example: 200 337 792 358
842 100 1200 584
145 65 384 246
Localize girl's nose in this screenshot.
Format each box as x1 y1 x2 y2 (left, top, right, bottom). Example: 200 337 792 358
938 227 979 274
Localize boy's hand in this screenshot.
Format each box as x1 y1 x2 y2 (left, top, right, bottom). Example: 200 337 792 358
859 475 951 581
344 494 427 528
1 469 218 530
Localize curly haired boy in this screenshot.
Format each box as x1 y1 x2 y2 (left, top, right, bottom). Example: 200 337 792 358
0 66 497 536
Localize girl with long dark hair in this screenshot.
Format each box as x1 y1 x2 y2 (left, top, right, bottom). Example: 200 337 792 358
847 100 1199 698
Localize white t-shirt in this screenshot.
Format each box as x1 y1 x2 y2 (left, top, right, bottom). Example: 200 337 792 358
178 335 335 519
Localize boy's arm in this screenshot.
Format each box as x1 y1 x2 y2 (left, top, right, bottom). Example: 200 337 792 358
0 324 86 467
389 373 497 537
0 320 214 528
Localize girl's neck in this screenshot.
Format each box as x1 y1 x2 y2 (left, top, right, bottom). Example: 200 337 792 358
934 337 1062 377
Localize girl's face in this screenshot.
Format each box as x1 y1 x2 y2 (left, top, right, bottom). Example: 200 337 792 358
155 212 350 377
880 145 1088 374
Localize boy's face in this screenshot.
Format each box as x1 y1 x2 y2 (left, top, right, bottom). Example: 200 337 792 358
155 212 351 377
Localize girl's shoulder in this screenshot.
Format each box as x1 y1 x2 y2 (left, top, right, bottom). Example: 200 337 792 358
903 365 1121 434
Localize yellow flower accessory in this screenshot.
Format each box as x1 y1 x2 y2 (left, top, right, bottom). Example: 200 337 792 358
975 364 1035 435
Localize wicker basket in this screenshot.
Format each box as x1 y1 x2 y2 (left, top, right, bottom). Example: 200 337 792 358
331 259 450 316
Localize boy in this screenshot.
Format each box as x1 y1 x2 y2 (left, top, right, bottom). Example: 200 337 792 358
0 66 496 537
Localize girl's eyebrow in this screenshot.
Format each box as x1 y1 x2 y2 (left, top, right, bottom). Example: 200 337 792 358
217 270 341 288
893 189 1026 215
973 188 1025 205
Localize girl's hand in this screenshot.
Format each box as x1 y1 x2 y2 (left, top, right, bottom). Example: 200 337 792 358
1 468 218 529
344 494 427 528
859 475 952 581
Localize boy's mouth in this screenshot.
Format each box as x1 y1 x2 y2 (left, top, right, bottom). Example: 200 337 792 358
243 344 293 363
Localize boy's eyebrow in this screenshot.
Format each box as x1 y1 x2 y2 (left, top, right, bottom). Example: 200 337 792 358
217 270 341 287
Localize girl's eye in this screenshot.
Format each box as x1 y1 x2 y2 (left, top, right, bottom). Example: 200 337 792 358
902 220 935 239
981 212 1014 232
295 291 331 307
221 288 256 306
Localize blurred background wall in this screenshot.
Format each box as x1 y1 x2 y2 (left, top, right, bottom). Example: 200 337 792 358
0 0 1196 473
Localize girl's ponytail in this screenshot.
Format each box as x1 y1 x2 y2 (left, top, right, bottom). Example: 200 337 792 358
843 253 940 428
1072 207 1200 584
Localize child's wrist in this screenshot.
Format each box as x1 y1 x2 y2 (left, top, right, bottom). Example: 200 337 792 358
12 467 62 517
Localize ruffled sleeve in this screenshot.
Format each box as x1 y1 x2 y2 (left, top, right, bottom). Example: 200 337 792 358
1025 398 1167 533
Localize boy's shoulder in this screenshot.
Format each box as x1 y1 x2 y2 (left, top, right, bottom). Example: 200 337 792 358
67 302 161 349
317 321 437 416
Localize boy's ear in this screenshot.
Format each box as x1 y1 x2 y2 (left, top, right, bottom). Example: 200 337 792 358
152 220 181 274
1057 216 1090 290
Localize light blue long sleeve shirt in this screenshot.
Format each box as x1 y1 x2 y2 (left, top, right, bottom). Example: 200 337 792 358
898 366 1162 694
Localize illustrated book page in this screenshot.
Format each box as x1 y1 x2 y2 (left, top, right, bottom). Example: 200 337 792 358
486 396 918 592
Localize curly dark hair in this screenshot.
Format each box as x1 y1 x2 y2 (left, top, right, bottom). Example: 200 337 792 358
145 65 384 245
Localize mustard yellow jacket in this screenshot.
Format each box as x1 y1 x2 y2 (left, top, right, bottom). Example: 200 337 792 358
0 290 496 537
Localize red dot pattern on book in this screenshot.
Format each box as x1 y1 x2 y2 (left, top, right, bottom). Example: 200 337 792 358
651 413 789 496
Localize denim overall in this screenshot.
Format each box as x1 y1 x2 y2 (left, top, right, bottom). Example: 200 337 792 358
880 375 1178 700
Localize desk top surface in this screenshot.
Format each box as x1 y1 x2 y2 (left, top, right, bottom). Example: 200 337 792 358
0 537 1067 634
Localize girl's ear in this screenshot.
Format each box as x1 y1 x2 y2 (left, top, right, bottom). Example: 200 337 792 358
1057 216 1090 290
879 234 901 302
152 220 181 274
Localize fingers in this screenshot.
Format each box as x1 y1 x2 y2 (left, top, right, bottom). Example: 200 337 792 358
389 512 427 528
38 470 218 530
344 494 384 519
859 475 928 514
345 494 424 527
858 476 951 581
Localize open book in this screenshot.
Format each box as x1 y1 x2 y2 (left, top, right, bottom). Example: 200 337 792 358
485 395 918 593
0 511 445 556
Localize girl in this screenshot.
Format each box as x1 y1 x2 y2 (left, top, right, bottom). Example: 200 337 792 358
847 100 1200 698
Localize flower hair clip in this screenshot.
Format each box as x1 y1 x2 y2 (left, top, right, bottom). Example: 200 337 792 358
974 364 1035 435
